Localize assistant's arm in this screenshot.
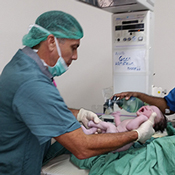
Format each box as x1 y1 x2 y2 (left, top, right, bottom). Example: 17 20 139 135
113 92 171 114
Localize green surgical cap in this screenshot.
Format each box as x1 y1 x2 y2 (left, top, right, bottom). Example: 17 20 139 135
22 11 84 47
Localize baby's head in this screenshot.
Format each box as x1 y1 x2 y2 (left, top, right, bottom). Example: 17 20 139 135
136 105 167 132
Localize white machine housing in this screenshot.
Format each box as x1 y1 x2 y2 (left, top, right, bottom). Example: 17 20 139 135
100 0 154 13
78 0 154 13
112 10 154 94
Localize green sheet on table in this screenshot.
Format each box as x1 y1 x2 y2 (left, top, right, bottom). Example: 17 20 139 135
71 122 175 175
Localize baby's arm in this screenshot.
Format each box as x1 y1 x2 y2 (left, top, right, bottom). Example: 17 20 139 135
126 115 148 131
112 111 122 126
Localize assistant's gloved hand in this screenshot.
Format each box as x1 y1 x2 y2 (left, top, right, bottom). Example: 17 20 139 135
134 112 156 143
77 108 101 128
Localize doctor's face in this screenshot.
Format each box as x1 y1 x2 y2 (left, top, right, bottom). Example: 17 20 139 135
58 39 80 67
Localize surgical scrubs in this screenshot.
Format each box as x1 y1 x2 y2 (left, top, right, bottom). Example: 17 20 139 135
164 88 175 112
0 47 81 175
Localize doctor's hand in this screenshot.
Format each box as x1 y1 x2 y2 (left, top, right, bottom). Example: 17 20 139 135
134 112 156 143
77 108 101 128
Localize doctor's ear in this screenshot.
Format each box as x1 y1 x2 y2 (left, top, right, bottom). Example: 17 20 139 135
47 34 56 51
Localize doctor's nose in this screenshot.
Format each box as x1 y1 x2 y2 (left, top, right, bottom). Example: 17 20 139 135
72 53 78 60
72 51 78 60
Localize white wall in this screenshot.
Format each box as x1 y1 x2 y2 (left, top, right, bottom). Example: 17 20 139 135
0 0 112 113
0 0 175 113
153 0 175 95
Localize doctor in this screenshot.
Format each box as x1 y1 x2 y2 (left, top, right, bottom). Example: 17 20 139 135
0 11 155 175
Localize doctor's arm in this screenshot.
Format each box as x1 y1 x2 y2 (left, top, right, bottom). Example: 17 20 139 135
54 127 138 159
68 108 79 117
54 114 155 159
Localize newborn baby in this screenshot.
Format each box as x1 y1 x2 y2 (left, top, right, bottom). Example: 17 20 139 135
81 105 167 152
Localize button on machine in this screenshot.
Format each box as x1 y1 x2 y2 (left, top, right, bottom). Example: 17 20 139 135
138 36 143 41
128 37 131 41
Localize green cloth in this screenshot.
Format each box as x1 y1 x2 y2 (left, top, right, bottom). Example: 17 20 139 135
71 122 175 175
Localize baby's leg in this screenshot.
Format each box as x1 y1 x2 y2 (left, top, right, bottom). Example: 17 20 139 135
81 125 98 135
88 121 109 130
88 121 117 133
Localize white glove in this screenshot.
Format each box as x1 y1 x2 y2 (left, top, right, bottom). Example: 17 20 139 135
77 108 101 128
134 112 156 143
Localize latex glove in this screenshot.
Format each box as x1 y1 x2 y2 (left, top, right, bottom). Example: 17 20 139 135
134 112 156 143
77 108 101 128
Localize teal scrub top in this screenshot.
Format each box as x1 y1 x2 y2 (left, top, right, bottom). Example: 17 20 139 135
0 47 81 175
